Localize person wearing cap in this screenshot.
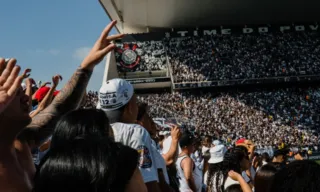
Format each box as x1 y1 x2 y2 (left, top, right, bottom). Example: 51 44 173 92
29 75 62 118
204 144 227 188
272 148 290 168
235 138 255 161
97 78 161 192
212 140 222 147
136 102 177 192
176 132 202 192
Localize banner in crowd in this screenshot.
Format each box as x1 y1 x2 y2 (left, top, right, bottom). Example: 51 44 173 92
153 117 195 132
173 75 320 89
115 43 141 69
167 23 320 37
288 152 320 162
127 77 171 84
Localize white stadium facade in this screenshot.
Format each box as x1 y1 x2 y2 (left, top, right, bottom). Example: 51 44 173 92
98 0 320 90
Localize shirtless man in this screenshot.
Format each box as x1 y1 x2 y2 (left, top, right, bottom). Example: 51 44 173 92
0 20 123 192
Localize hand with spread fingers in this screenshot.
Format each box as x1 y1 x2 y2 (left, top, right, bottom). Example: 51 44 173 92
52 75 62 87
0 58 30 114
81 20 124 70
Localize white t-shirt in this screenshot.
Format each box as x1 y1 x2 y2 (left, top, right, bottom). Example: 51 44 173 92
224 177 240 190
111 122 159 183
151 140 170 184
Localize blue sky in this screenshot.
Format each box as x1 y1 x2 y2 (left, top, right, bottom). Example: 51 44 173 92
0 0 117 91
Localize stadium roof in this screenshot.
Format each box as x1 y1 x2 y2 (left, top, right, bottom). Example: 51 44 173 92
99 0 319 34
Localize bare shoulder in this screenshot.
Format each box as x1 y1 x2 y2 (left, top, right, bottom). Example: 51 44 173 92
181 156 193 167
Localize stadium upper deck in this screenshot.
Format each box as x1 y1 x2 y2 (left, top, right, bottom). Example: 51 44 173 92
99 0 320 34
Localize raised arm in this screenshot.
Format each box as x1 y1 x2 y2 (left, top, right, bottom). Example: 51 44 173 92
29 75 62 118
24 78 34 112
162 126 181 165
18 20 123 145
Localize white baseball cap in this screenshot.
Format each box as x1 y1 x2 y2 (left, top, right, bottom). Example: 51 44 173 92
21 83 27 90
213 140 222 146
21 82 37 91
208 145 227 164
97 78 134 111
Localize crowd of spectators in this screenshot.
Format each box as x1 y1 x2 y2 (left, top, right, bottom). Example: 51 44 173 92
81 87 320 149
115 31 320 84
2 19 320 192
165 31 320 83
82 90 99 109
138 88 320 149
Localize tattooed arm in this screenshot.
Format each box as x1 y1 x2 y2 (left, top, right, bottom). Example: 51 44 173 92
18 68 92 145
17 20 123 146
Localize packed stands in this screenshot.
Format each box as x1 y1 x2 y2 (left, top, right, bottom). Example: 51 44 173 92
166 31 320 83
138 88 320 148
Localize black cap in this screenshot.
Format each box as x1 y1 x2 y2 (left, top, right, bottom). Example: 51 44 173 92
274 148 290 157
179 132 195 148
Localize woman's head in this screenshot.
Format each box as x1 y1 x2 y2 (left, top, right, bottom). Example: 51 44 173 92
202 135 213 147
207 151 241 192
50 109 112 149
233 146 251 171
223 151 242 174
254 163 279 192
179 132 196 154
34 136 118 192
35 109 143 192
270 160 320 192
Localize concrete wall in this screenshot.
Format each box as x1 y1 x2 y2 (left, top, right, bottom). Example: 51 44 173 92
102 50 119 86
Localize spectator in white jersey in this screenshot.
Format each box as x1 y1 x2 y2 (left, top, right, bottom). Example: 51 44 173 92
97 78 162 192
137 103 175 192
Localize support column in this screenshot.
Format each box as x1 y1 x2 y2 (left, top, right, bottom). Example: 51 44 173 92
102 50 119 86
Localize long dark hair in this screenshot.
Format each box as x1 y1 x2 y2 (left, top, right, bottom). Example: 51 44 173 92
33 109 135 192
50 109 111 149
206 162 224 192
254 163 278 192
34 135 117 192
207 151 241 192
270 160 320 192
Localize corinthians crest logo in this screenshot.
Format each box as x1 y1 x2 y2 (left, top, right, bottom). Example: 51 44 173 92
116 43 141 69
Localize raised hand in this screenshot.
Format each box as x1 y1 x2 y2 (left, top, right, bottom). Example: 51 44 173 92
0 58 30 114
171 126 181 141
52 75 62 87
40 82 51 88
81 20 124 70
